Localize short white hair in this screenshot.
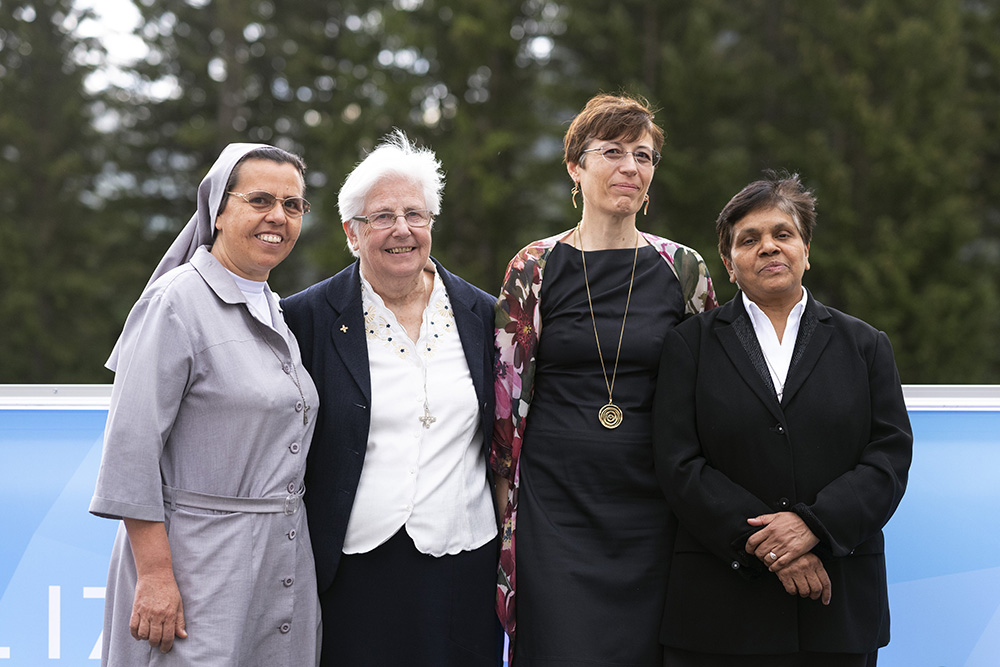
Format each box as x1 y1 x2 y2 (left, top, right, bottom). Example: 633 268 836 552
339 129 444 256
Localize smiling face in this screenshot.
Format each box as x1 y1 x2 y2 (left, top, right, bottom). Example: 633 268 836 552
344 176 432 287
211 158 305 281
723 206 811 308
568 131 655 220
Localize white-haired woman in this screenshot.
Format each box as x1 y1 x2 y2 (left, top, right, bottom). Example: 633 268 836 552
282 130 501 666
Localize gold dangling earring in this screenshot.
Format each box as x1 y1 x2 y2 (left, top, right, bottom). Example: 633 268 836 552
643 193 650 215
571 182 580 209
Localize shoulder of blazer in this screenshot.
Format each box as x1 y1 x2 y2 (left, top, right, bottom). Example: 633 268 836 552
433 258 494 319
320 261 362 314
674 293 743 336
806 292 886 345
804 290 833 322
281 261 359 317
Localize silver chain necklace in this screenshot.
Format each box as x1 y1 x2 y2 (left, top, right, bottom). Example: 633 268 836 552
251 319 311 426
762 350 786 401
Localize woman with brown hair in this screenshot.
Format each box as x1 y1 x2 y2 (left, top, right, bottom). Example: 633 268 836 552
491 93 717 665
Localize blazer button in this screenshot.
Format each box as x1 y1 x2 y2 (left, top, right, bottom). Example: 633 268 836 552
730 561 740 570
775 423 785 434
778 497 790 509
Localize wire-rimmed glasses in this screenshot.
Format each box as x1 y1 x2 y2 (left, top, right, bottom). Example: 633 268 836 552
581 146 661 168
227 191 311 217
351 209 434 230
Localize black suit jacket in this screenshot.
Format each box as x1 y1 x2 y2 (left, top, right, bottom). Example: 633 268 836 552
281 259 497 593
652 291 912 655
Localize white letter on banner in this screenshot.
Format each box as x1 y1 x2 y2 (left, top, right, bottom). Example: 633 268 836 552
84 587 106 660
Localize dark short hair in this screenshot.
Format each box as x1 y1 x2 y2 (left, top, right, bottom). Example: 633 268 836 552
716 172 817 259
218 146 307 216
563 93 665 166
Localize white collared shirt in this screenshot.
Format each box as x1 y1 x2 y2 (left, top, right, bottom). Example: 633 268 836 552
341 270 497 557
742 289 809 401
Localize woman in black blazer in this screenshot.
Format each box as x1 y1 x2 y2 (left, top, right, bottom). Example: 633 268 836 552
653 173 912 667
282 130 500 667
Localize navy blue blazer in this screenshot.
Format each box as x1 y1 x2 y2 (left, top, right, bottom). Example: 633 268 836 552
281 259 497 593
653 291 912 654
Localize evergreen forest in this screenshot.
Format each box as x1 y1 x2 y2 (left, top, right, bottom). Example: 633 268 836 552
2 0 999 383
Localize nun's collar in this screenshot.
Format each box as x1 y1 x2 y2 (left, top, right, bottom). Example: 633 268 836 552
190 246 250 306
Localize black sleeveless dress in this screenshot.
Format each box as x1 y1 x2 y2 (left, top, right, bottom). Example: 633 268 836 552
515 242 685 666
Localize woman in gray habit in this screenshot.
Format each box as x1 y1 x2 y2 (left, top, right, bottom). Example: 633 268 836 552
90 143 321 666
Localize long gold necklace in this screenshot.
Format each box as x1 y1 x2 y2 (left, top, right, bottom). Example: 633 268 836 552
577 223 640 429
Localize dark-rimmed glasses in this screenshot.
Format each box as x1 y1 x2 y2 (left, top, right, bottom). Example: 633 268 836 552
351 210 433 230
227 191 311 217
581 146 661 168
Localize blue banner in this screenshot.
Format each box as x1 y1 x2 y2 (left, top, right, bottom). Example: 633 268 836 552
1 404 998 664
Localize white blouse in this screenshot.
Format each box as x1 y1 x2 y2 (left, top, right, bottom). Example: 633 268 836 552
341 269 497 557
743 288 809 401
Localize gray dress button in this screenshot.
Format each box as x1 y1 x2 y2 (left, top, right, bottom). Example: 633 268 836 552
287 529 297 540
295 400 303 412
289 442 301 454
287 481 297 493
282 363 291 374
283 577 294 587
279 622 291 634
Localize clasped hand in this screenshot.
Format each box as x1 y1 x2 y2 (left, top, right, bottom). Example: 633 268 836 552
745 511 831 605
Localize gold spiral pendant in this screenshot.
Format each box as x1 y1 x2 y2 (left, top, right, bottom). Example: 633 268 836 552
599 403 624 429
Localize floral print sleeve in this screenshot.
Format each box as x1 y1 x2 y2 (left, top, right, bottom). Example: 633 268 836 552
491 233 559 642
491 230 716 652
491 234 560 480
643 232 718 314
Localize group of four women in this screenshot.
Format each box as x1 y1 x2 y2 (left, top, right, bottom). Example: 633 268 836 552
91 92 912 667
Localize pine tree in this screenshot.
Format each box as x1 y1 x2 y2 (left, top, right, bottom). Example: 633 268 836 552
0 0 128 381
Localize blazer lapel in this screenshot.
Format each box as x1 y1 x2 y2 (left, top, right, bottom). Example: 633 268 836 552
437 260 486 408
781 294 832 406
326 262 372 404
715 297 784 421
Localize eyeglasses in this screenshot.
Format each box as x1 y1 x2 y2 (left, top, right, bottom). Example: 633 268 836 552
581 146 661 168
351 209 434 230
227 191 311 217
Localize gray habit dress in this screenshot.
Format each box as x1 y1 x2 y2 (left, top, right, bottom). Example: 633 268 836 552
90 247 321 666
